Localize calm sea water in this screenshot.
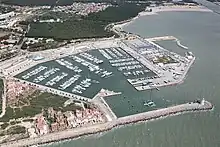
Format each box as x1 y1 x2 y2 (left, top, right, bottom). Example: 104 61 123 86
46 11 220 147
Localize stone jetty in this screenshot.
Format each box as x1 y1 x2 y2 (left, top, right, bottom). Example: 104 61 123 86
1 100 213 147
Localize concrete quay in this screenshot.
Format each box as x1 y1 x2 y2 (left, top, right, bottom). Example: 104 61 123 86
92 96 117 121
15 78 91 102
134 55 196 91
0 38 119 77
1 100 213 147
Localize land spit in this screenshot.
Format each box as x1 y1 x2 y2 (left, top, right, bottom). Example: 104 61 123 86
1 100 213 147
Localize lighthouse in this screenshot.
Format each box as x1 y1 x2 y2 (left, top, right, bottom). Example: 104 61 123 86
201 98 205 105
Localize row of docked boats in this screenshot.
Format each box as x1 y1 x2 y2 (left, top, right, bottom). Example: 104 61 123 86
123 69 150 77
45 72 68 86
105 48 119 58
111 48 124 57
33 68 60 83
99 49 112 60
79 52 103 64
72 78 92 94
72 56 100 72
128 75 159 87
111 61 139 67
118 65 142 71
109 58 134 64
55 59 82 73
58 74 81 90
99 48 129 60
94 68 113 78
22 66 47 80
72 55 113 78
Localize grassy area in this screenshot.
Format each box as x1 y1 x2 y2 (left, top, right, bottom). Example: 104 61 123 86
26 3 146 40
5 125 26 135
0 125 26 136
62 103 83 112
21 38 67 52
154 56 177 64
0 91 85 122
0 91 68 122
27 20 113 40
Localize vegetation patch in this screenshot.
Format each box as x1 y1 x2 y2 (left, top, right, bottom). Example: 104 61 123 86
0 91 68 122
21 38 67 52
153 56 177 64
0 91 85 122
0 123 9 130
26 3 146 40
5 125 26 135
0 125 26 136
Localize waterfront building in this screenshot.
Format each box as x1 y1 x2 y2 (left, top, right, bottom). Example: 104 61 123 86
36 115 49 135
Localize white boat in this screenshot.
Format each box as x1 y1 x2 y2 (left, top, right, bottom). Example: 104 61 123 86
144 100 156 107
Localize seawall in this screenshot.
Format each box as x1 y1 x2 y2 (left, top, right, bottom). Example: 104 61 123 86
176 39 188 50
1 100 213 147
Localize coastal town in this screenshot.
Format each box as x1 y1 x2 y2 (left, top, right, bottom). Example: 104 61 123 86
0 0 214 146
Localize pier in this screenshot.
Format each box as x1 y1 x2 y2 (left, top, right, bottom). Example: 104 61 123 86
1 100 213 147
145 36 177 42
15 78 91 102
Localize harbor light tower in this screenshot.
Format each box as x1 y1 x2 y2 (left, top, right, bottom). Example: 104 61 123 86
201 98 205 105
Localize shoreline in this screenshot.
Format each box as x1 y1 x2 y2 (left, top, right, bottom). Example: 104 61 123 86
0 4 215 147
113 5 213 29
1 100 213 147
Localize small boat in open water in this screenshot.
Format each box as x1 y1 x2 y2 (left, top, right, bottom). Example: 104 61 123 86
144 100 156 107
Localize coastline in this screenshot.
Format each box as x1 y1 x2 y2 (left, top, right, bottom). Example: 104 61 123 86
0 4 215 147
1 100 213 147
113 5 213 29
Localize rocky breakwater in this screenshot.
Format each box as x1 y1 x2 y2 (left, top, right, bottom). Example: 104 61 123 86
116 100 213 125
1 100 213 147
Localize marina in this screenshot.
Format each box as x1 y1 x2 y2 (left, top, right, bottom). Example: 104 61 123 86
0 4 218 147
14 35 195 116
